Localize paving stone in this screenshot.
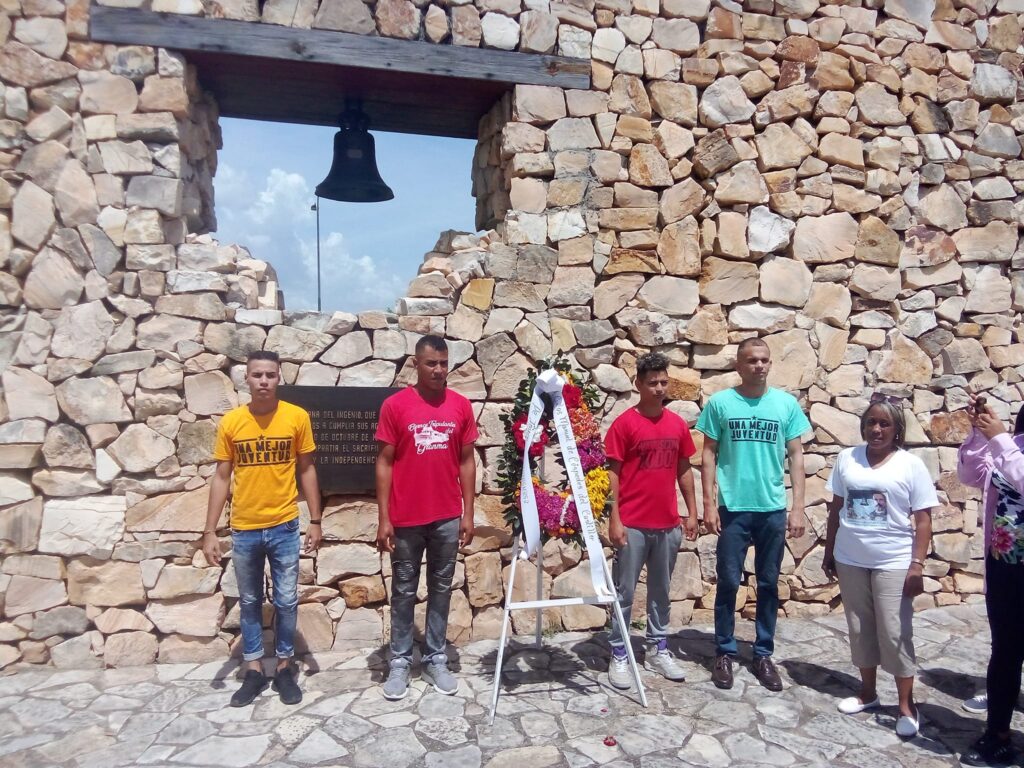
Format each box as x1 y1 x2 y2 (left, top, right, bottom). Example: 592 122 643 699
428 744 482 768
289 729 349 764
0 607 998 768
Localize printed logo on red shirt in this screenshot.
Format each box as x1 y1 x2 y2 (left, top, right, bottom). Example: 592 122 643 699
409 420 457 454
637 438 678 470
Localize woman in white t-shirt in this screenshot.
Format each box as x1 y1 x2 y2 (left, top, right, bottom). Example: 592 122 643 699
822 394 938 738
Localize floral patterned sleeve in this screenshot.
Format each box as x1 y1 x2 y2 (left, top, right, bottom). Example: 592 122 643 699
989 434 1024 497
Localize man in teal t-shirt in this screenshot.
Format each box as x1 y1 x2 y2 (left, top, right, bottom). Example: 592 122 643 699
695 337 811 693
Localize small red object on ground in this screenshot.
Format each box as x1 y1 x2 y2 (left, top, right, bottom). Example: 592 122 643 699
603 736 617 747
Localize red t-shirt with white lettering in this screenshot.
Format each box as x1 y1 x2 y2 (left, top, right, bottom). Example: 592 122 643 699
375 386 478 528
605 407 696 529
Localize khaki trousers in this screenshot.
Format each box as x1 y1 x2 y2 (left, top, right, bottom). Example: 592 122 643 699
836 561 916 678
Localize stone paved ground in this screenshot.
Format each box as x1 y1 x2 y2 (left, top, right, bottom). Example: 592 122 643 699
0 603 1007 768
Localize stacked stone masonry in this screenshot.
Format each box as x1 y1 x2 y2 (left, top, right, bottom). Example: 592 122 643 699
0 0 1020 668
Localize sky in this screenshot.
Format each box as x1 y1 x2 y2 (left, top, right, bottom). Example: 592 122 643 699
211 118 478 314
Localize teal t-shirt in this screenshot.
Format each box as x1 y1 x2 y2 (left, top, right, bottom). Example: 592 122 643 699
695 387 811 512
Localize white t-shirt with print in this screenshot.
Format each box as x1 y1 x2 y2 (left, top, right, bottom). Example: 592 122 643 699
826 446 939 570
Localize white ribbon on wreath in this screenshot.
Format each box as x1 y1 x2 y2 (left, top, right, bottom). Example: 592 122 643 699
518 368 612 599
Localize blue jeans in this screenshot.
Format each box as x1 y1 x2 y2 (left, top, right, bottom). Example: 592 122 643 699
389 516 460 663
231 518 300 662
714 508 787 658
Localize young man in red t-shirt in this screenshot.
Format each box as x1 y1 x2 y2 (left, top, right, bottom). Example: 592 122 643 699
375 335 477 700
604 351 698 690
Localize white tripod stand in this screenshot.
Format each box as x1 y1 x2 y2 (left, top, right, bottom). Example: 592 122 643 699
487 534 648 723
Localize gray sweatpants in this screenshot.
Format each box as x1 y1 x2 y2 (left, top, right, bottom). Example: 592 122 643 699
608 525 683 651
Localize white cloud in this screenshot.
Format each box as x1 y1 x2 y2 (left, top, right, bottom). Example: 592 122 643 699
213 164 405 313
294 232 405 312
245 169 315 226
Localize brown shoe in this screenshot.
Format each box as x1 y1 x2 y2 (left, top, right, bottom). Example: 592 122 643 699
712 654 733 689
753 655 783 692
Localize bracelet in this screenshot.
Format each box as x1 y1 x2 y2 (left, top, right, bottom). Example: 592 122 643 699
910 558 924 566
203 530 217 535
308 520 322 525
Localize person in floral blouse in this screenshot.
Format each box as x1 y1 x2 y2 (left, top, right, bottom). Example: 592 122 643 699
959 395 1024 767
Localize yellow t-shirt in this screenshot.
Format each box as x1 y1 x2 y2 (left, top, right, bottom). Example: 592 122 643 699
213 401 317 530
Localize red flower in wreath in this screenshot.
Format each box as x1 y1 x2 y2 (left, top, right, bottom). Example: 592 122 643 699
562 384 583 411
512 413 549 457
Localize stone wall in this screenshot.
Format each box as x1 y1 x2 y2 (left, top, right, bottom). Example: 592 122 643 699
0 0 1021 667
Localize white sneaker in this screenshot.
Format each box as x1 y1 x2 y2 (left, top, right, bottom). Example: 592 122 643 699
645 647 686 682
837 696 880 714
962 693 988 714
608 654 632 690
895 710 920 738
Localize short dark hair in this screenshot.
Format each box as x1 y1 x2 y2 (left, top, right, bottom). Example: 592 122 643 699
861 401 906 449
636 351 669 379
415 334 447 355
736 337 769 357
247 350 280 366
1015 406 1024 436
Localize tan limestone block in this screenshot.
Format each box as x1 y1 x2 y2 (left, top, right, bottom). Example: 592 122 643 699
3 575 67 617
158 635 230 663
138 75 189 117
699 257 758 305
104 631 158 667
877 333 933 385
450 5 481 46
764 329 816 390
657 216 700 276
68 559 145 607
94 607 154 634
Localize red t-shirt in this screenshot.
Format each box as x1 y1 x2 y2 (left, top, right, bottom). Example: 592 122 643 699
605 407 696 529
374 386 478 528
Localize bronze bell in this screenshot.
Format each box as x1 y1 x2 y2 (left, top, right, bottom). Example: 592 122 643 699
314 104 394 203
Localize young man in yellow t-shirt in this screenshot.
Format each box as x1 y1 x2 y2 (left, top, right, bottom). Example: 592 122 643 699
202 350 322 707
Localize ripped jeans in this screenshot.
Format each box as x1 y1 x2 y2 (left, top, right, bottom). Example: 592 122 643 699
389 516 460 663
231 518 300 662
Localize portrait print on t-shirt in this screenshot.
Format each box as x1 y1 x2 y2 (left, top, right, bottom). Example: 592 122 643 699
844 489 889 528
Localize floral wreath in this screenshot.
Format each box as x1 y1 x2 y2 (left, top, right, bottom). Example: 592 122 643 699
496 356 611 546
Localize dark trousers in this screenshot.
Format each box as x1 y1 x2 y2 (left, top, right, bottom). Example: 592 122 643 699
986 554 1024 734
714 508 787 658
389 516 460 663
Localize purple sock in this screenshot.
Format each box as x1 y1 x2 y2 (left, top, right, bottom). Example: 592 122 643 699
612 646 628 659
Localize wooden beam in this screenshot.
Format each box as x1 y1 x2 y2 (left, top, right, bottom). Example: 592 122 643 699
180 49 509 137
89 6 590 90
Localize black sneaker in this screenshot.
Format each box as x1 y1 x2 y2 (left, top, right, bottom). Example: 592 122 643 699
961 733 1016 767
272 666 302 705
230 669 268 707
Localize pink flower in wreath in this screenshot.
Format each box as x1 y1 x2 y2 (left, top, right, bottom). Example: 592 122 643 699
991 524 1016 557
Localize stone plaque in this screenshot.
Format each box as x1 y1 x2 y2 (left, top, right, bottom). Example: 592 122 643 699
278 385 399 494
